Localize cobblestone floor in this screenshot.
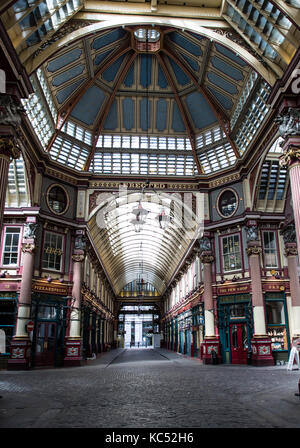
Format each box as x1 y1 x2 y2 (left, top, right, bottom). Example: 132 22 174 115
1 348 300 428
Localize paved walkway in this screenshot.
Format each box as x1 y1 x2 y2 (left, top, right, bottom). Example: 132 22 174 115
1 348 300 428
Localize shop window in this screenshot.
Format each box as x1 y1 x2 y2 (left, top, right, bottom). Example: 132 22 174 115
222 234 242 272
0 298 16 354
2 227 21 266
262 231 278 268
266 298 288 351
42 231 64 271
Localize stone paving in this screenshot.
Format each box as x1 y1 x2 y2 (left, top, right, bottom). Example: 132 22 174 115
0 348 300 428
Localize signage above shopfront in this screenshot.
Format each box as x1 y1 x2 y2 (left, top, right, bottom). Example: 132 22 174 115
32 280 68 296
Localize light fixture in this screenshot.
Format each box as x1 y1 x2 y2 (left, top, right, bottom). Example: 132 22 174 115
130 201 148 232
156 207 171 230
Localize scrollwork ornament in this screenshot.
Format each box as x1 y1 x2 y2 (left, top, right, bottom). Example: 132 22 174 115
246 246 262 256
245 225 259 242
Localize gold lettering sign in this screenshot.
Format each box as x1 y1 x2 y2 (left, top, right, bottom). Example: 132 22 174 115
44 247 63 256
32 281 67 295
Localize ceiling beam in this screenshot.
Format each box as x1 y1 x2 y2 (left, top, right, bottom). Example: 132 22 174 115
82 1 222 19
156 52 203 174
162 44 240 158
84 51 137 170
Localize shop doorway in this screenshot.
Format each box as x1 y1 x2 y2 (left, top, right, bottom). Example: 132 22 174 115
35 322 57 367
229 322 248 364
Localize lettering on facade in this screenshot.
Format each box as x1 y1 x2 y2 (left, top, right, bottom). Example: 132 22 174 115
218 285 250 295
32 282 67 295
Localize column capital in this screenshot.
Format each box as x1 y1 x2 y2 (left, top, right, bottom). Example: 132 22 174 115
0 136 21 160
72 253 85 263
21 242 35 254
246 245 262 256
285 244 298 257
200 252 215 264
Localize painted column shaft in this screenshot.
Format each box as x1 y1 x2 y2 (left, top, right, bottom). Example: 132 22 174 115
248 253 266 335
289 163 300 253
15 244 35 338
287 254 300 335
69 259 82 338
203 262 215 337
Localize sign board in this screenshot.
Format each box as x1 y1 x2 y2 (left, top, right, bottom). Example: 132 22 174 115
287 346 300 370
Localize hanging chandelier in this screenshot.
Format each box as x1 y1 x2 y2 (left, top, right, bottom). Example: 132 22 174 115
130 201 148 232
156 207 171 230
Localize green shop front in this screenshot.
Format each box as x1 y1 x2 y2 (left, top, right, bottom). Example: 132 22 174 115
218 294 253 364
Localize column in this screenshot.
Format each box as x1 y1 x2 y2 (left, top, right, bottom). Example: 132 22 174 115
0 137 20 232
246 240 273 366
8 220 36 370
199 235 220 364
276 108 300 251
64 250 85 367
281 224 300 339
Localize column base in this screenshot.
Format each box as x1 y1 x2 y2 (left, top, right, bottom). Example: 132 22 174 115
7 338 32 370
251 336 274 366
64 338 84 367
201 337 221 365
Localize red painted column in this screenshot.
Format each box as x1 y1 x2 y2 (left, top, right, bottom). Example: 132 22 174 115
285 243 300 340
64 250 85 367
247 241 273 366
200 251 220 364
8 220 36 370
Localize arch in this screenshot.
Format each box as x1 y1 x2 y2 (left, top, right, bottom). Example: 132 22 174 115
27 17 277 85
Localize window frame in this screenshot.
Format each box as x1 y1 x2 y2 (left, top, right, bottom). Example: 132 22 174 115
261 229 280 269
220 232 243 274
1 225 22 267
41 230 65 273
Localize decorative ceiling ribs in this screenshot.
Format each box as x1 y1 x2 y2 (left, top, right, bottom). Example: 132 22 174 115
84 50 137 170
46 40 130 152
161 44 240 159
156 52 203 174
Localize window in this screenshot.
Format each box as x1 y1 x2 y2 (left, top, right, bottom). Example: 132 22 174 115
218 189 238 217
222 234 242 272
46 184 69 215
42 232 64 271
2 227 21 266
266 296 288 351
263 231 278 268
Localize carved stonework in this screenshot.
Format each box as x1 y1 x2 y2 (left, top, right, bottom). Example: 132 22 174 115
246 245 262 256
200 253 215 264
285 246 298 257
245 225 259 242
74 234 86 250
199 236 211 252
0 137 21 160
0 94 24 127
72 254 85 263
275 107 300 140
23 223 38 239
21 243 35 254
280 145 300 167
280 223 296 244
